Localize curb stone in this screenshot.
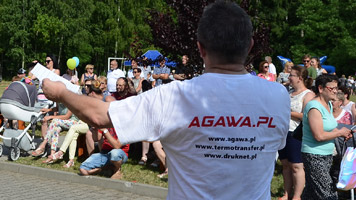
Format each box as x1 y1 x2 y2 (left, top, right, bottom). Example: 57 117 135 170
0 160 167 199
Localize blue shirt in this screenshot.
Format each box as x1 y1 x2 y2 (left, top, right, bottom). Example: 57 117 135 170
301 100 337 155
153 66 170 86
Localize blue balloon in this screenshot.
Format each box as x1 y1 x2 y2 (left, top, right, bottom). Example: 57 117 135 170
72 57 80 67
277 56 292 67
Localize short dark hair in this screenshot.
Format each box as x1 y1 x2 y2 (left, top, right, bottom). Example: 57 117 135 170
339 86 351 100
314 74 338 95
197 1 252 64
134 68 142 73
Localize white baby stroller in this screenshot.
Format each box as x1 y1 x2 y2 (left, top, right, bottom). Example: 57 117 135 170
0 81 51 161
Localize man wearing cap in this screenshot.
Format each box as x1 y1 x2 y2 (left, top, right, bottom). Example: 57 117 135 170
42 1 289 199
17 68 26 79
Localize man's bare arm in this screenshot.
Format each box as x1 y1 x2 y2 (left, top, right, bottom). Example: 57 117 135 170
42 79 113 128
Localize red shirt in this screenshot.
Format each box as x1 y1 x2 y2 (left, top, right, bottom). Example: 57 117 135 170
100 128 129 157
111 92 135 100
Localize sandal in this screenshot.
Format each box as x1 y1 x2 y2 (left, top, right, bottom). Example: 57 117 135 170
157 170 168 178
42 157 53 164
138 157 147 165
63 160 75 168
50 151 63 162
31 148 45 157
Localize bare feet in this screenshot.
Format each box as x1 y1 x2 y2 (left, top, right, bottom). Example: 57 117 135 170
111 170 123 179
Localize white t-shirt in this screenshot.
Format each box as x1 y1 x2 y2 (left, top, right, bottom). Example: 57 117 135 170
108 73 290 200
107 69 125 92
342 101 355 117
268 63 276 75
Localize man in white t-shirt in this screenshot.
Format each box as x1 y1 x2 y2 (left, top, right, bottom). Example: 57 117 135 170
265 56 276 81
42 1 290 199
107 59 125 93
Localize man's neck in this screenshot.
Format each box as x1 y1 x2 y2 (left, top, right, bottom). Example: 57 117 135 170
205 64 248 75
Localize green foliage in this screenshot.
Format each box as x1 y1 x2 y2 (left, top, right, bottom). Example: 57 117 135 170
0 0 355 77
0 0 165 78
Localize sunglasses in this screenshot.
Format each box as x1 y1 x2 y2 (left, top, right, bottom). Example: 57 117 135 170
133 71 139 74
85 84 91 88
263 65 269 68
303 60 310 63
88 68 93 70
325 86 338 92
45 60 52 64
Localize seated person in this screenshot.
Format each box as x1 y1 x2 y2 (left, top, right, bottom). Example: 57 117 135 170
79 128 129 179
49 80 115 168
32 103 82 164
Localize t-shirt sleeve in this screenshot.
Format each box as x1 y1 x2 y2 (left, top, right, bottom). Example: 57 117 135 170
108 87 167 144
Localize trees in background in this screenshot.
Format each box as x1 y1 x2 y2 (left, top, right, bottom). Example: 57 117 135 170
0 0 355 79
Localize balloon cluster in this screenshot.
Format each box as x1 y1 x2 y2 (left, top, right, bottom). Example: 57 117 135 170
67 56 80 70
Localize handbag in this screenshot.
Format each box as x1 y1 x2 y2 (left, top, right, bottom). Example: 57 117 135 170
291 122 303 141
337 133 356 190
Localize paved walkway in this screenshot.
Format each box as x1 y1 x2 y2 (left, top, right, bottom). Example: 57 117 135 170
0 169 159 200
0 137 167 199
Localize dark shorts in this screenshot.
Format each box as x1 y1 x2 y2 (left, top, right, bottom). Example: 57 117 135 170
278 131 302 163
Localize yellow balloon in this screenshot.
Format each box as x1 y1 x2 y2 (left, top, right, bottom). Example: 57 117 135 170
67 58 76 70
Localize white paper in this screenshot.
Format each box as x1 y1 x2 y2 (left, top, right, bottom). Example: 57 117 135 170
30 63 80 93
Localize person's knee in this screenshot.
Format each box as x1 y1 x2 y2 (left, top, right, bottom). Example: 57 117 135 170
290 163 304 173
109 149 127 163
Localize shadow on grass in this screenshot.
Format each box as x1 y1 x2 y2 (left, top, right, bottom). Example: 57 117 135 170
271 160 284 199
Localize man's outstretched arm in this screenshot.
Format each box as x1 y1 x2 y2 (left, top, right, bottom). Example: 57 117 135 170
42 78 113 128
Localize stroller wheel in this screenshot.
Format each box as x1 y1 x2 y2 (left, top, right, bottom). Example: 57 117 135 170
0 144 3 157
9 147 20 161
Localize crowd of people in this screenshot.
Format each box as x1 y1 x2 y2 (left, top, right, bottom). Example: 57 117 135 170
254 55 356 199
0 47 200 179
1 1 356 199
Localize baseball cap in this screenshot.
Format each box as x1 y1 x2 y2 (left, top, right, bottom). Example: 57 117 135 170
17 68 26 74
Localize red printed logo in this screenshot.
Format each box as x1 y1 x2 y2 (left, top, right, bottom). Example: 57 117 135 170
188 116 276 128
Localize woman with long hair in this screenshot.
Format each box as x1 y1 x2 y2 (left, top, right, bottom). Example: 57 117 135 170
45 54 60 75
310 57 327 77
279 65 314 200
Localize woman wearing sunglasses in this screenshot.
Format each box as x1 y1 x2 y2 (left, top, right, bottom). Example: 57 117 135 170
257 60 275 81
45 54 60 75
80 64 97 94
